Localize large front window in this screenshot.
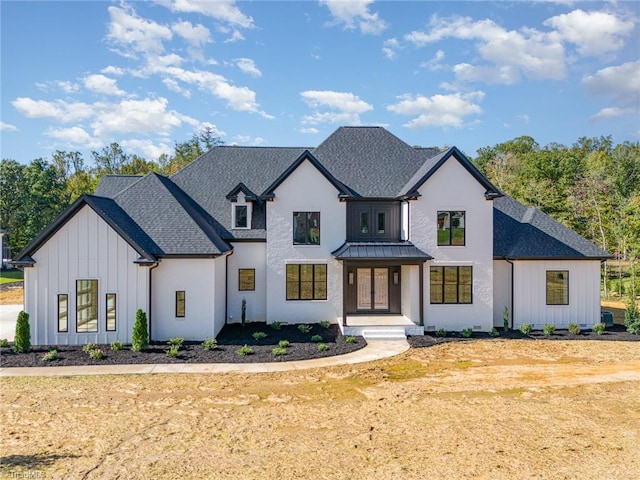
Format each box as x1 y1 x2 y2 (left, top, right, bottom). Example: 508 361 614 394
546 270 569 305
437 211 465 246
286 264 327 300
76 279 98 332
293 212 320 245
430 266 472 304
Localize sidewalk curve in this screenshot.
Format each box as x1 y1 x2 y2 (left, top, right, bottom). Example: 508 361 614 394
0 339 410 377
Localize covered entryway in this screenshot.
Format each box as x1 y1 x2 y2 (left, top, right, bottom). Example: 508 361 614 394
347 266 400 314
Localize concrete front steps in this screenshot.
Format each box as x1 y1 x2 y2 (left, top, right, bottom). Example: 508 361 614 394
340 316 423 340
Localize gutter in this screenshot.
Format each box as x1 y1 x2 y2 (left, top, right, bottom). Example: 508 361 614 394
506 258 515 329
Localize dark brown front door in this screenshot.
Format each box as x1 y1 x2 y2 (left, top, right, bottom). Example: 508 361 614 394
346 266 401 314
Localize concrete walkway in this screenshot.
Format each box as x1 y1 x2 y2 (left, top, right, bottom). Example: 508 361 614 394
0 304 22 341
0 339 410 377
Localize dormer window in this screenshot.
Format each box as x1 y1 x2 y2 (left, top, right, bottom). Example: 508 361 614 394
234 205 248 228
231 193 252 230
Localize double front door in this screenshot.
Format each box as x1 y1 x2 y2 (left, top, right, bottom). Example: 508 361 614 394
346 266 401 314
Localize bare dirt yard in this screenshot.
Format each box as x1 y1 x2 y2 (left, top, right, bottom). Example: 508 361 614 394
2 340 639 480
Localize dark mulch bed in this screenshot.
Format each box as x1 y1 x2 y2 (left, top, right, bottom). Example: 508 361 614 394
0 322 365 368
408 323 640 348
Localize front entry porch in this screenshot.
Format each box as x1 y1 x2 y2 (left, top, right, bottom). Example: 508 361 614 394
339 314 424 338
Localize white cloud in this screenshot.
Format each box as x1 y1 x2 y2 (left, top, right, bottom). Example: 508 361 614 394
299 127 319 134
518 114 530 123
44 126 102 149
106 5 172 57
583 61 640 117
83 74 125 96
231 134 264 146
120 138 172 159
590 107 636 121
172 20 211 47
157 0 254 28
300 90 373 125
12 97 94 122
382 37 400 60
57 81 80 93
420 49 446 71
101 65 125 76
387 91 484 129
1 122 18 131
163 78 192 97
235 58 262 77
320 0 387 35
544 9 634 57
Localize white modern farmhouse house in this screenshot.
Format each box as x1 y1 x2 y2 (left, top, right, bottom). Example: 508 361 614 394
13 127 609 345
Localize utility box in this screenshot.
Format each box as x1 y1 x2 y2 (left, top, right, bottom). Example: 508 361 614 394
600 311 614 327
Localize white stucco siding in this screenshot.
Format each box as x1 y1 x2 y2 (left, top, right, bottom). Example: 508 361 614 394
24 205 148 346
401 265 420 325
227 242 267 323
513 260 601 329
411 157 494 331
151 257 224 341
266 159 345 324
493 260 512 328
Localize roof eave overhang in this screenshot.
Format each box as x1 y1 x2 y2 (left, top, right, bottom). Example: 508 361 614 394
494 255 612 261
9 257 36 268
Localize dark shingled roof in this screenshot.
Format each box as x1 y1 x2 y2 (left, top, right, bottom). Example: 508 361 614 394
332 242 432 262
493 195 611 259
95 175 144 198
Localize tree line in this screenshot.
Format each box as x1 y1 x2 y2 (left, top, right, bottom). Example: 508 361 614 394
0 128 222 256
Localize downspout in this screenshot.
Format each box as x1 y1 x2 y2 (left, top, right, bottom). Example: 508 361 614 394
148 262 159 342
506 258 515 329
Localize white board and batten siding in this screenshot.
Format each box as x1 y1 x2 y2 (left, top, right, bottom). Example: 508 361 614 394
24 205 148 345
151 257 227 341
512 260 601 329
227 242 267 324
493 260 512 328
266 159 345 325
410 156 495 332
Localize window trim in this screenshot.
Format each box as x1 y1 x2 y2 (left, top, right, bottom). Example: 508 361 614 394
232 203 251 230
76 279 99 333
286 263 328 301
293 211 321 246
176 290 186 317
238 268 256 291
437 210 466 246
57 294 68 333
429 266 473 304
106 293 117 331
546 270 569 305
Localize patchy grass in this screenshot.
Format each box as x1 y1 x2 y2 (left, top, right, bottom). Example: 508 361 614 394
0 270 23 285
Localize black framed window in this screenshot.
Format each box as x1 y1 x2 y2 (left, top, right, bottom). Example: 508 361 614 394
58 294 68 333
293 212 320 245
239 268 255 291
234 205 248 228
437 211 465 246
377 211 386 234
76 279 98 332
546 271 569 305
286 264 327 300
176 290 186 317
106 293 116 331
360 212 369 234
430 266 472 304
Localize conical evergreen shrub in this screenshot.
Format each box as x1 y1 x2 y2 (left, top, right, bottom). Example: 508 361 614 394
131 309 148 351
14 311 31 353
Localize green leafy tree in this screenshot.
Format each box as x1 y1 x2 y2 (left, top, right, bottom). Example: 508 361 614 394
131 309 149 351
14 311 31 353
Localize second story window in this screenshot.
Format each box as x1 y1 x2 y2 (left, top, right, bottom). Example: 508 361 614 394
293 212 320 245
232 204 251 229
437 211 465 246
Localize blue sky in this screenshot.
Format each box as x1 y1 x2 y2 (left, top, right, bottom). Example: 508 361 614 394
1 1 638 164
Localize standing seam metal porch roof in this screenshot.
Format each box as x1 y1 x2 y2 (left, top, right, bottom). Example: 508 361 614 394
332 242 432 261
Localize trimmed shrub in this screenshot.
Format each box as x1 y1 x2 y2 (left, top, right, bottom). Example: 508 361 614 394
131 309 149 352
317 343 329 352
319 320 331 329
490 328 500 337
110 341 124 351
435 329 447 337
625 297 640 334
298 324 312 334
202 338 218 350
166 344 180 358
543 323 555 335
167 337 184 348
0 338 9 348
519 323 532 335
89 348 104 360
270 321 282 331
13 311 31 353
593 322 606 335
272 347 287 356
503 306 510 332
345 336 356 344
252 331 268 341
241 299 247 327
278 339 290 348
41 349 58 361
237 344 253 356
460 328 473 338
310 334 323 342
82 343 98 353
568 322 581 335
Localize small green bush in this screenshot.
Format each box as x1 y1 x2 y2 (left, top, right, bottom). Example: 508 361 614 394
593 322 606 335
519 323 533 335
202 338 218 350
543 323 555 335
0 338 9 348
166 344 180 358
317 343 329 352
624 297 640 334
460 328 473 338
319 320 331 329
89 348 104 360
82 343 98 353
41 349 58 362
241 298 247 327
252 331 267 341
272 347 287 356
238 344 253 356
270 321 282 330
490 328 500 337
13 311 31 353
310 334 323 342
435 328 447 337
110 341 124 351
278 339 290 348
167 337 184 348
131 309 149 352
298 324 312 334
345 336 356 344
503 306 510 332
568 322 581 335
